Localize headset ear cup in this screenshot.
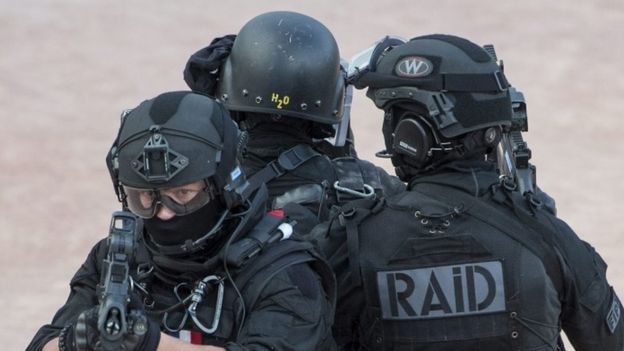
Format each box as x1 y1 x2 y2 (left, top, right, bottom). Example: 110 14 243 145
392 116 433 168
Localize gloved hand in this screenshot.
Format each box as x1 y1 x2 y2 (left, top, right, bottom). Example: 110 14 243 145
59 298 160 351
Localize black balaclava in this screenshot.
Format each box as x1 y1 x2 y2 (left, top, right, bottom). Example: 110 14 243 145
144 198 223 246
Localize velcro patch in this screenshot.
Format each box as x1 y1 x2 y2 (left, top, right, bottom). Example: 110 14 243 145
606 295 621 334
377 261 506 320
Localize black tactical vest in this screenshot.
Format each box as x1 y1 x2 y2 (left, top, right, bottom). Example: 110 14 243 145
328 184 565 350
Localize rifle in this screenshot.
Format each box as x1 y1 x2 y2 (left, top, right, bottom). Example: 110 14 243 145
95 211 146 351
482 45 537 196
496 86 537 196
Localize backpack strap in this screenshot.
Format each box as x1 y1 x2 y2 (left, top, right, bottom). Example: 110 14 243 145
242 144 321 199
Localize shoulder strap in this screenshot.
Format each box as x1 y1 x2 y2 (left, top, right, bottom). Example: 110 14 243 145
243 144 321 199
335 197 385 288
414 183 564 295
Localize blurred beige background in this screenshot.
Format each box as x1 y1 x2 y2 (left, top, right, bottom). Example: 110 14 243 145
2 1 623 350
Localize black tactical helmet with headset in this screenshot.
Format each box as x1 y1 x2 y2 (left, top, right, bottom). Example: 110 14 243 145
349 34 513 180
106 91 250 254
216 11 346 128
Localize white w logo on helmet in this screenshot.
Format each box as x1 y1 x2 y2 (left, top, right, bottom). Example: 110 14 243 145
395 56 433 78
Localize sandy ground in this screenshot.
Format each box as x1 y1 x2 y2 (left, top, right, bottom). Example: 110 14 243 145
2 1 623 349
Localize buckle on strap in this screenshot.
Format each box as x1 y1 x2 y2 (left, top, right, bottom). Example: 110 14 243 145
277 144 318 171
246 145 320 199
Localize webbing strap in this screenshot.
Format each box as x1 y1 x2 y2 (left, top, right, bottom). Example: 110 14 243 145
337 197 385 288
354 70 509 93
345 219 362 287
414 183 564 296
243 144 320 199
442 71 509 92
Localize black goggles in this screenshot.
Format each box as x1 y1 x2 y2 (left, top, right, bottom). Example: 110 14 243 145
123 180 215 219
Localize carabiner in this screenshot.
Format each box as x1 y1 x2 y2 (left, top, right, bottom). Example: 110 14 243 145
188 275 225 335
333 181 375 199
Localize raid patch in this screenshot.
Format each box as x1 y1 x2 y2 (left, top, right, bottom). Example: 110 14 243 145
377 261 506 320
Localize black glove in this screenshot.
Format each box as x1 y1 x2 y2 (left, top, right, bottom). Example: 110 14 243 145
59 301 160 351
183 34 237 95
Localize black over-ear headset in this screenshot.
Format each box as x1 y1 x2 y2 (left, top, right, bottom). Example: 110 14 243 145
385 104 456 170
391 110 438 169
388 106 502 170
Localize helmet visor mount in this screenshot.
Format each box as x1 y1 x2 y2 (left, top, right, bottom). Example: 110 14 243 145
347 35 407 81
131 130 190 184
123 179 216 219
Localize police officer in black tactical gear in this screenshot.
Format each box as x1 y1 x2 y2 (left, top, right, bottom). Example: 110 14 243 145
315 34 624 350
183 11 405 233
27 91 336 351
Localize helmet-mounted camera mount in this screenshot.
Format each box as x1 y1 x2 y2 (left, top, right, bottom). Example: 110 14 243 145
131 126 189 183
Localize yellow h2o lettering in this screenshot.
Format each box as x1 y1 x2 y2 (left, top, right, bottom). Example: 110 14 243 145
271 93 290 109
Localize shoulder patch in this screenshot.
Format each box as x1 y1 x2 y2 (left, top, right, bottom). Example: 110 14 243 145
606 294 621 334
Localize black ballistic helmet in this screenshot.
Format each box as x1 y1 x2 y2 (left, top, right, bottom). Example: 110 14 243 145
354 34 513 139
216 11 345 125
106 91 248 209
350 34 513 177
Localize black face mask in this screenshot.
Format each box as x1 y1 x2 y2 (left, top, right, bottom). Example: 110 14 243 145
144 199 222 246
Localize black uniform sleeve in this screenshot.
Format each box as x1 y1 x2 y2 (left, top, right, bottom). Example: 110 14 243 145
225 263 335 351
544 215 624 350
26 239 107 351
